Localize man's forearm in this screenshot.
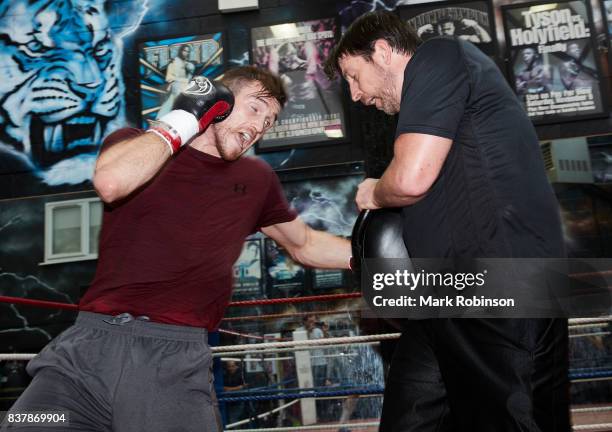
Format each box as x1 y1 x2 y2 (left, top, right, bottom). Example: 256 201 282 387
373 168 426 208
294 229 351 269
94 132 171 204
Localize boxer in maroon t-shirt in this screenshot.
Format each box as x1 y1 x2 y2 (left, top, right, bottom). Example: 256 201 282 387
4 67 351 432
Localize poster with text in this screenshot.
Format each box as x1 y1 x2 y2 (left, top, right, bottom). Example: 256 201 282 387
251 18 347 151
502 0 608 123
398 0 497 56
232 238 263 297
138 33 224 128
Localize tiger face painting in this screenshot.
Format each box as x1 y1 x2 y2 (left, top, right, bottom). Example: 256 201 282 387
0 0 131 185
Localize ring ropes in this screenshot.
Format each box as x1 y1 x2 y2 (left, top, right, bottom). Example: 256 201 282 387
3 294 612 326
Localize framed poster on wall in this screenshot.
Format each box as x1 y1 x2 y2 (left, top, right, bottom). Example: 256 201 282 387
250 17 348 152
137 33 225 128
502 0 608 124
264 237 307 297
278 162 364 291
602 0 612 77
232 237 264 297
603 0 612 41
397 0 497 56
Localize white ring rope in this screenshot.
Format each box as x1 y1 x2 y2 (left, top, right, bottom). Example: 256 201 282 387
1 317 609 362
0 354 35 361
214 342 382 358
226 421 380 432
220 352 358 363
569 331 610 339
573 423 612 431
225 399 299 429
2 321 612 361
569 316 612 325
212 333 401 354
569 323 610 330
0 341 384 361
572 376 612 383
221 356 295 362
571 405 612 413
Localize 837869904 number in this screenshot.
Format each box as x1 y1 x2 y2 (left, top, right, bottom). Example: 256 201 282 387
1 411 69 428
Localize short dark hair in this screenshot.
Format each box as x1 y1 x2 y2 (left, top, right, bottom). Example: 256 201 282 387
219 66 287 107
324 11 421 80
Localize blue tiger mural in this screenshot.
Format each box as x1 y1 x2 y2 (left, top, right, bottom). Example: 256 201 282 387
0 0 147 186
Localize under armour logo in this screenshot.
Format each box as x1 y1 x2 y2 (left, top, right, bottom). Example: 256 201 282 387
184 76 213 96
234 184 247 195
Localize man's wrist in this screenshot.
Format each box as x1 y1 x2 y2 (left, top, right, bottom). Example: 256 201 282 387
147 127 177 155
146 110 199 155
372 181 383 208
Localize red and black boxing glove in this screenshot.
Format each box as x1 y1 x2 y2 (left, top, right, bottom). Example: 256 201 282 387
148 76 234 154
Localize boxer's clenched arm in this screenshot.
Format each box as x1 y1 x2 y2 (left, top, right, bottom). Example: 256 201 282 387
261 218 351 269
93 132 171 204
94 78 233 204
372 132 451 208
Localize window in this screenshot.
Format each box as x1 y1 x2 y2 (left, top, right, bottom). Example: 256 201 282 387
43 198 103 264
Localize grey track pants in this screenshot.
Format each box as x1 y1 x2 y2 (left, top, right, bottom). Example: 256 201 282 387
1 312 222 432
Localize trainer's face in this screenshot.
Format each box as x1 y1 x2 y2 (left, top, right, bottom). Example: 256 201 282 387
213 81 281 161
339 53 400 115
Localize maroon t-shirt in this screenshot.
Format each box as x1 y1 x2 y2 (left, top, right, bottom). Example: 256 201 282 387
80 128 297 329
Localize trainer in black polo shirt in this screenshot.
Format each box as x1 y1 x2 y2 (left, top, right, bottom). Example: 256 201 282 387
325 11 569 432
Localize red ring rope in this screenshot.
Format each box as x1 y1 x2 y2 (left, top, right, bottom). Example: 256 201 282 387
0 296 78 311
0 292 362 311
228 292 361 306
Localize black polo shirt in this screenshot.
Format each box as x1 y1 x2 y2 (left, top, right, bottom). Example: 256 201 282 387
397 37 564 258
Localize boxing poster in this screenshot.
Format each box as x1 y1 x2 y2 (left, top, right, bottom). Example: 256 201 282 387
279 166 364 291
502 0 608 124
232 238 264 297
264 238 307 296
397 0 497 56
603 1 612 73
250 18 348 152
605 1 612 35
589 140 612 184
137 33 225 128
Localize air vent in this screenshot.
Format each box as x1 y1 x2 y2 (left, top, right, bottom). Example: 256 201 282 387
540 138 593 184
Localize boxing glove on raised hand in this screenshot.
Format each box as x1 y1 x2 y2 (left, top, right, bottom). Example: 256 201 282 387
148 76 234 154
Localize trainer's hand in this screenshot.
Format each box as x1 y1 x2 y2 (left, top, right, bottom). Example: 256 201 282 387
148 77 234 154
356 178 382 211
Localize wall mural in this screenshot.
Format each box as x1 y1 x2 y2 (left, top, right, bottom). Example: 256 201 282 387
0 0 147 190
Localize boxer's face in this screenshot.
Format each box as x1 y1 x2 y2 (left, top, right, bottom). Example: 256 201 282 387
178 45 191 61
211 81 281 161
339 53 400 115
440 22 455 35
568 43 581 59
522 48 535 65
